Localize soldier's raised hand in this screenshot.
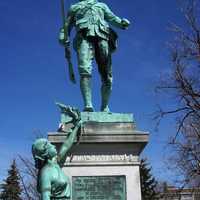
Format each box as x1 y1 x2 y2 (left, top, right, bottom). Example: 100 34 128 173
121 18 130 29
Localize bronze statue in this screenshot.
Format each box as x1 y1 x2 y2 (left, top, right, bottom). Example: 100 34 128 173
59 0 130 112
32 113 81 200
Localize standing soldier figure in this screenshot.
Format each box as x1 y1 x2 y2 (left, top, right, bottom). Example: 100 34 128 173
59 0 130 112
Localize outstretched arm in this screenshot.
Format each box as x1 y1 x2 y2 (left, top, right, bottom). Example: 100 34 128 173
57 120 82 166
103 4 130 29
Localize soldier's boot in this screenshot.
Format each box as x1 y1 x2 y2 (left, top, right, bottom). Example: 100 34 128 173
80 76 94 112
100 82 112 113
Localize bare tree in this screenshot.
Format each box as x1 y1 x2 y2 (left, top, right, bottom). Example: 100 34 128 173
16 130 46 199
17 156 40 200
155 0 200 187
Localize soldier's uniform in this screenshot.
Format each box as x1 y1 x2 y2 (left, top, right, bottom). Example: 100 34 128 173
63 0 129 112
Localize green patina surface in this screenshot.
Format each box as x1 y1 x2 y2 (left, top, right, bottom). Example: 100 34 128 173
72 176 126 200
61 111 134 124
59 0 130 112
32 120 81 200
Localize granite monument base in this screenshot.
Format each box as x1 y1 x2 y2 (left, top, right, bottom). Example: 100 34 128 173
48 112 149 200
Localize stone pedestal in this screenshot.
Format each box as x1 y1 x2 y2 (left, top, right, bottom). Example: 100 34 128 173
48 112 149 200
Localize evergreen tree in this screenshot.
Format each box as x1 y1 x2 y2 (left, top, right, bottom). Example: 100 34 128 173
0 159 21 200
140 158 158 200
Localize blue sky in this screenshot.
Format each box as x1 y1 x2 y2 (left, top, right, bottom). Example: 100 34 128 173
0 0 184 182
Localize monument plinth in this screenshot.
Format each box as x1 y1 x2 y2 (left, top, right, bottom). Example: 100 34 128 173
48 112 149 200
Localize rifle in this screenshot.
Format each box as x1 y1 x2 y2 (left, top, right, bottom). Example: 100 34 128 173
60 0 76 84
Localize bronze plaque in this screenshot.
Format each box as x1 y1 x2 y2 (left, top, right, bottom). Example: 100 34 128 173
72 175 126 200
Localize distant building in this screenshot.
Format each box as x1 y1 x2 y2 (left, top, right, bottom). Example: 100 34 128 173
158 186 200 200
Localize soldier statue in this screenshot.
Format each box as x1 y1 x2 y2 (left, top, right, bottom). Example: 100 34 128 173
59 0 130 112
